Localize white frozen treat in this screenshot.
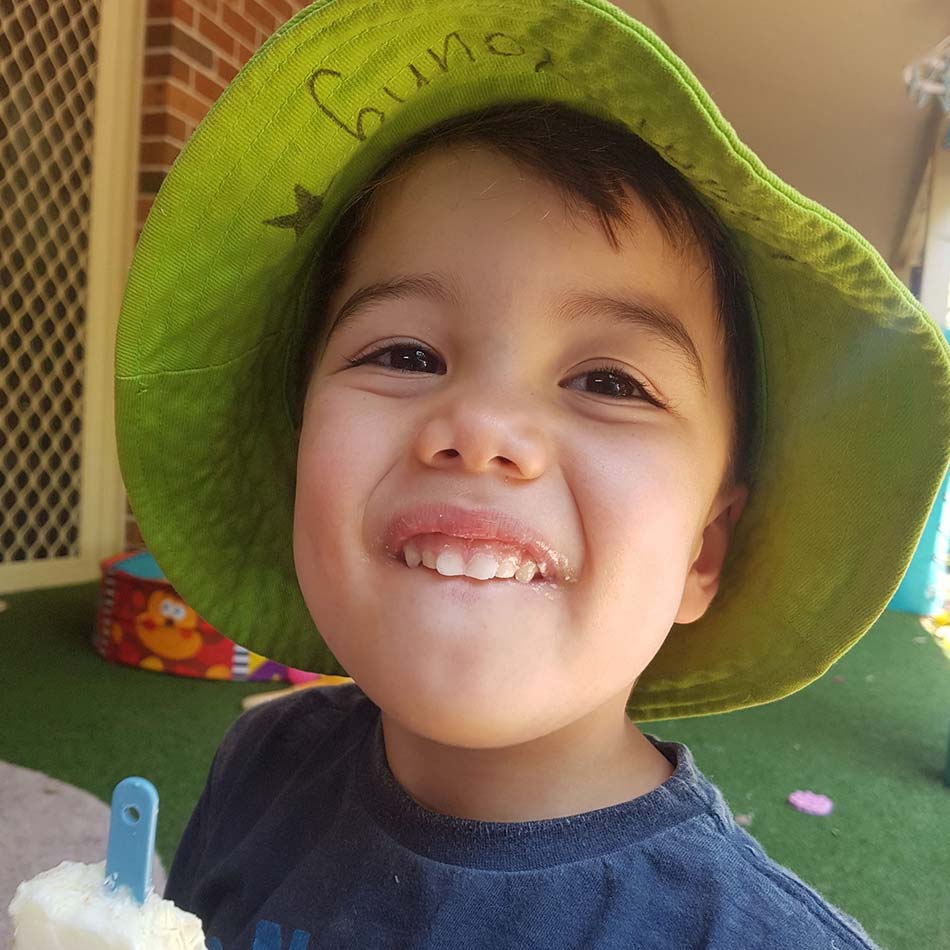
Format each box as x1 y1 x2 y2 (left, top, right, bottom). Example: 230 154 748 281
8 859 205 949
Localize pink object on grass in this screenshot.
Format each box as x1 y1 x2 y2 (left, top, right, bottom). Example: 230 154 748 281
787 790 834 816
286 668 320 685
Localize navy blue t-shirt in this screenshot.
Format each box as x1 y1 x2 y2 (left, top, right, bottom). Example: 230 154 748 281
164 682 881 949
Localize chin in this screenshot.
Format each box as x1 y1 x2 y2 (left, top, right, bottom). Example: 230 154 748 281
368 672 569 750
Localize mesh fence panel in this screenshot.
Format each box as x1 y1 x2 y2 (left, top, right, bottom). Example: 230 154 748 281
0 0 100 562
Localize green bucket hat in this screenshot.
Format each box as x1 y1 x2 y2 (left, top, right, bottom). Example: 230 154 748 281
114 0 950 722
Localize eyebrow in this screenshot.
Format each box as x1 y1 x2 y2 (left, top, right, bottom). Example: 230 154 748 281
327 272 707 392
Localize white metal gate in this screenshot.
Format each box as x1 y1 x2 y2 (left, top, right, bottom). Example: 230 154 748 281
1 0 144 594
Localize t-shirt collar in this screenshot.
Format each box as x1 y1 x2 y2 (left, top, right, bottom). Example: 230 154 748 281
355 705 723 870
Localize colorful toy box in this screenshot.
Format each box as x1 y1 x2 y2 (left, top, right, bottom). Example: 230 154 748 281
92 549 320 683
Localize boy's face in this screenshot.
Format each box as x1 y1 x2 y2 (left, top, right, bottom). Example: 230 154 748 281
293 145 747 748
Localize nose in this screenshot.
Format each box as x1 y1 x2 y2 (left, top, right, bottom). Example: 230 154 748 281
413 398 551 480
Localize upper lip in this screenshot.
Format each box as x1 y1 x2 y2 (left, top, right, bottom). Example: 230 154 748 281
382 501 573 582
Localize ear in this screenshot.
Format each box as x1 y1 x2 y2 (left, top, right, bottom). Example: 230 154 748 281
674 481 750 625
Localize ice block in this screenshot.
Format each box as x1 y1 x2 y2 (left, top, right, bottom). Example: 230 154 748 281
7 777 205 949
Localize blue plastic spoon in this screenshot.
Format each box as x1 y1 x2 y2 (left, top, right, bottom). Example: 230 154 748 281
104 777 159 905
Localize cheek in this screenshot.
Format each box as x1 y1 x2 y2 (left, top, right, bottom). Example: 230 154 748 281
577 477 697 684
292 386 382 613
577 427 698 532
570 433 700 611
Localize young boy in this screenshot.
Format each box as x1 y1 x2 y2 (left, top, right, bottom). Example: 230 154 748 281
114 1 950 947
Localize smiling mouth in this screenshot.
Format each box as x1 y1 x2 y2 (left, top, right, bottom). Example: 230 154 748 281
402 556 551 586
396 532 558 585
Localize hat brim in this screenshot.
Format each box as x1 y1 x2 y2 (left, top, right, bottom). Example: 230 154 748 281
115 0 950 720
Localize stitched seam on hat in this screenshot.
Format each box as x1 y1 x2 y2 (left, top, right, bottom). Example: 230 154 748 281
115 329 285 379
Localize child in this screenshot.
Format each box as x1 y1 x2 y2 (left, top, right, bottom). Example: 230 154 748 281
114 1 950 947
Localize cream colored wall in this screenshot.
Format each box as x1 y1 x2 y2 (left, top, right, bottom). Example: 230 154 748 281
918 121 950 330
616 0 950 263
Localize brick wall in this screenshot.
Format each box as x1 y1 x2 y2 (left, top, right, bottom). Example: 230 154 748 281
125 0 314 550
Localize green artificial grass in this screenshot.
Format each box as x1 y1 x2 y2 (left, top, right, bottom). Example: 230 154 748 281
641 622 950 950
3 581 949 950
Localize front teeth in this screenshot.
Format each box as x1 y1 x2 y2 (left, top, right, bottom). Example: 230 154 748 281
402 541 539 583
454 552 496 580
435 550 466 576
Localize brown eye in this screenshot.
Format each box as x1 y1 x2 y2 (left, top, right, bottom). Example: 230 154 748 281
565 364 662 405
350 342 445 374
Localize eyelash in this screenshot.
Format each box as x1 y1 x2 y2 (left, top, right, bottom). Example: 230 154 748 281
346 339 666 407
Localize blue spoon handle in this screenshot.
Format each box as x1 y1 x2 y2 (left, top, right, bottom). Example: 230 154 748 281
105 777 158 905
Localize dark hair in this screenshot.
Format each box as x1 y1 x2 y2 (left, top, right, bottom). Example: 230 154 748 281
292 99 759 496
